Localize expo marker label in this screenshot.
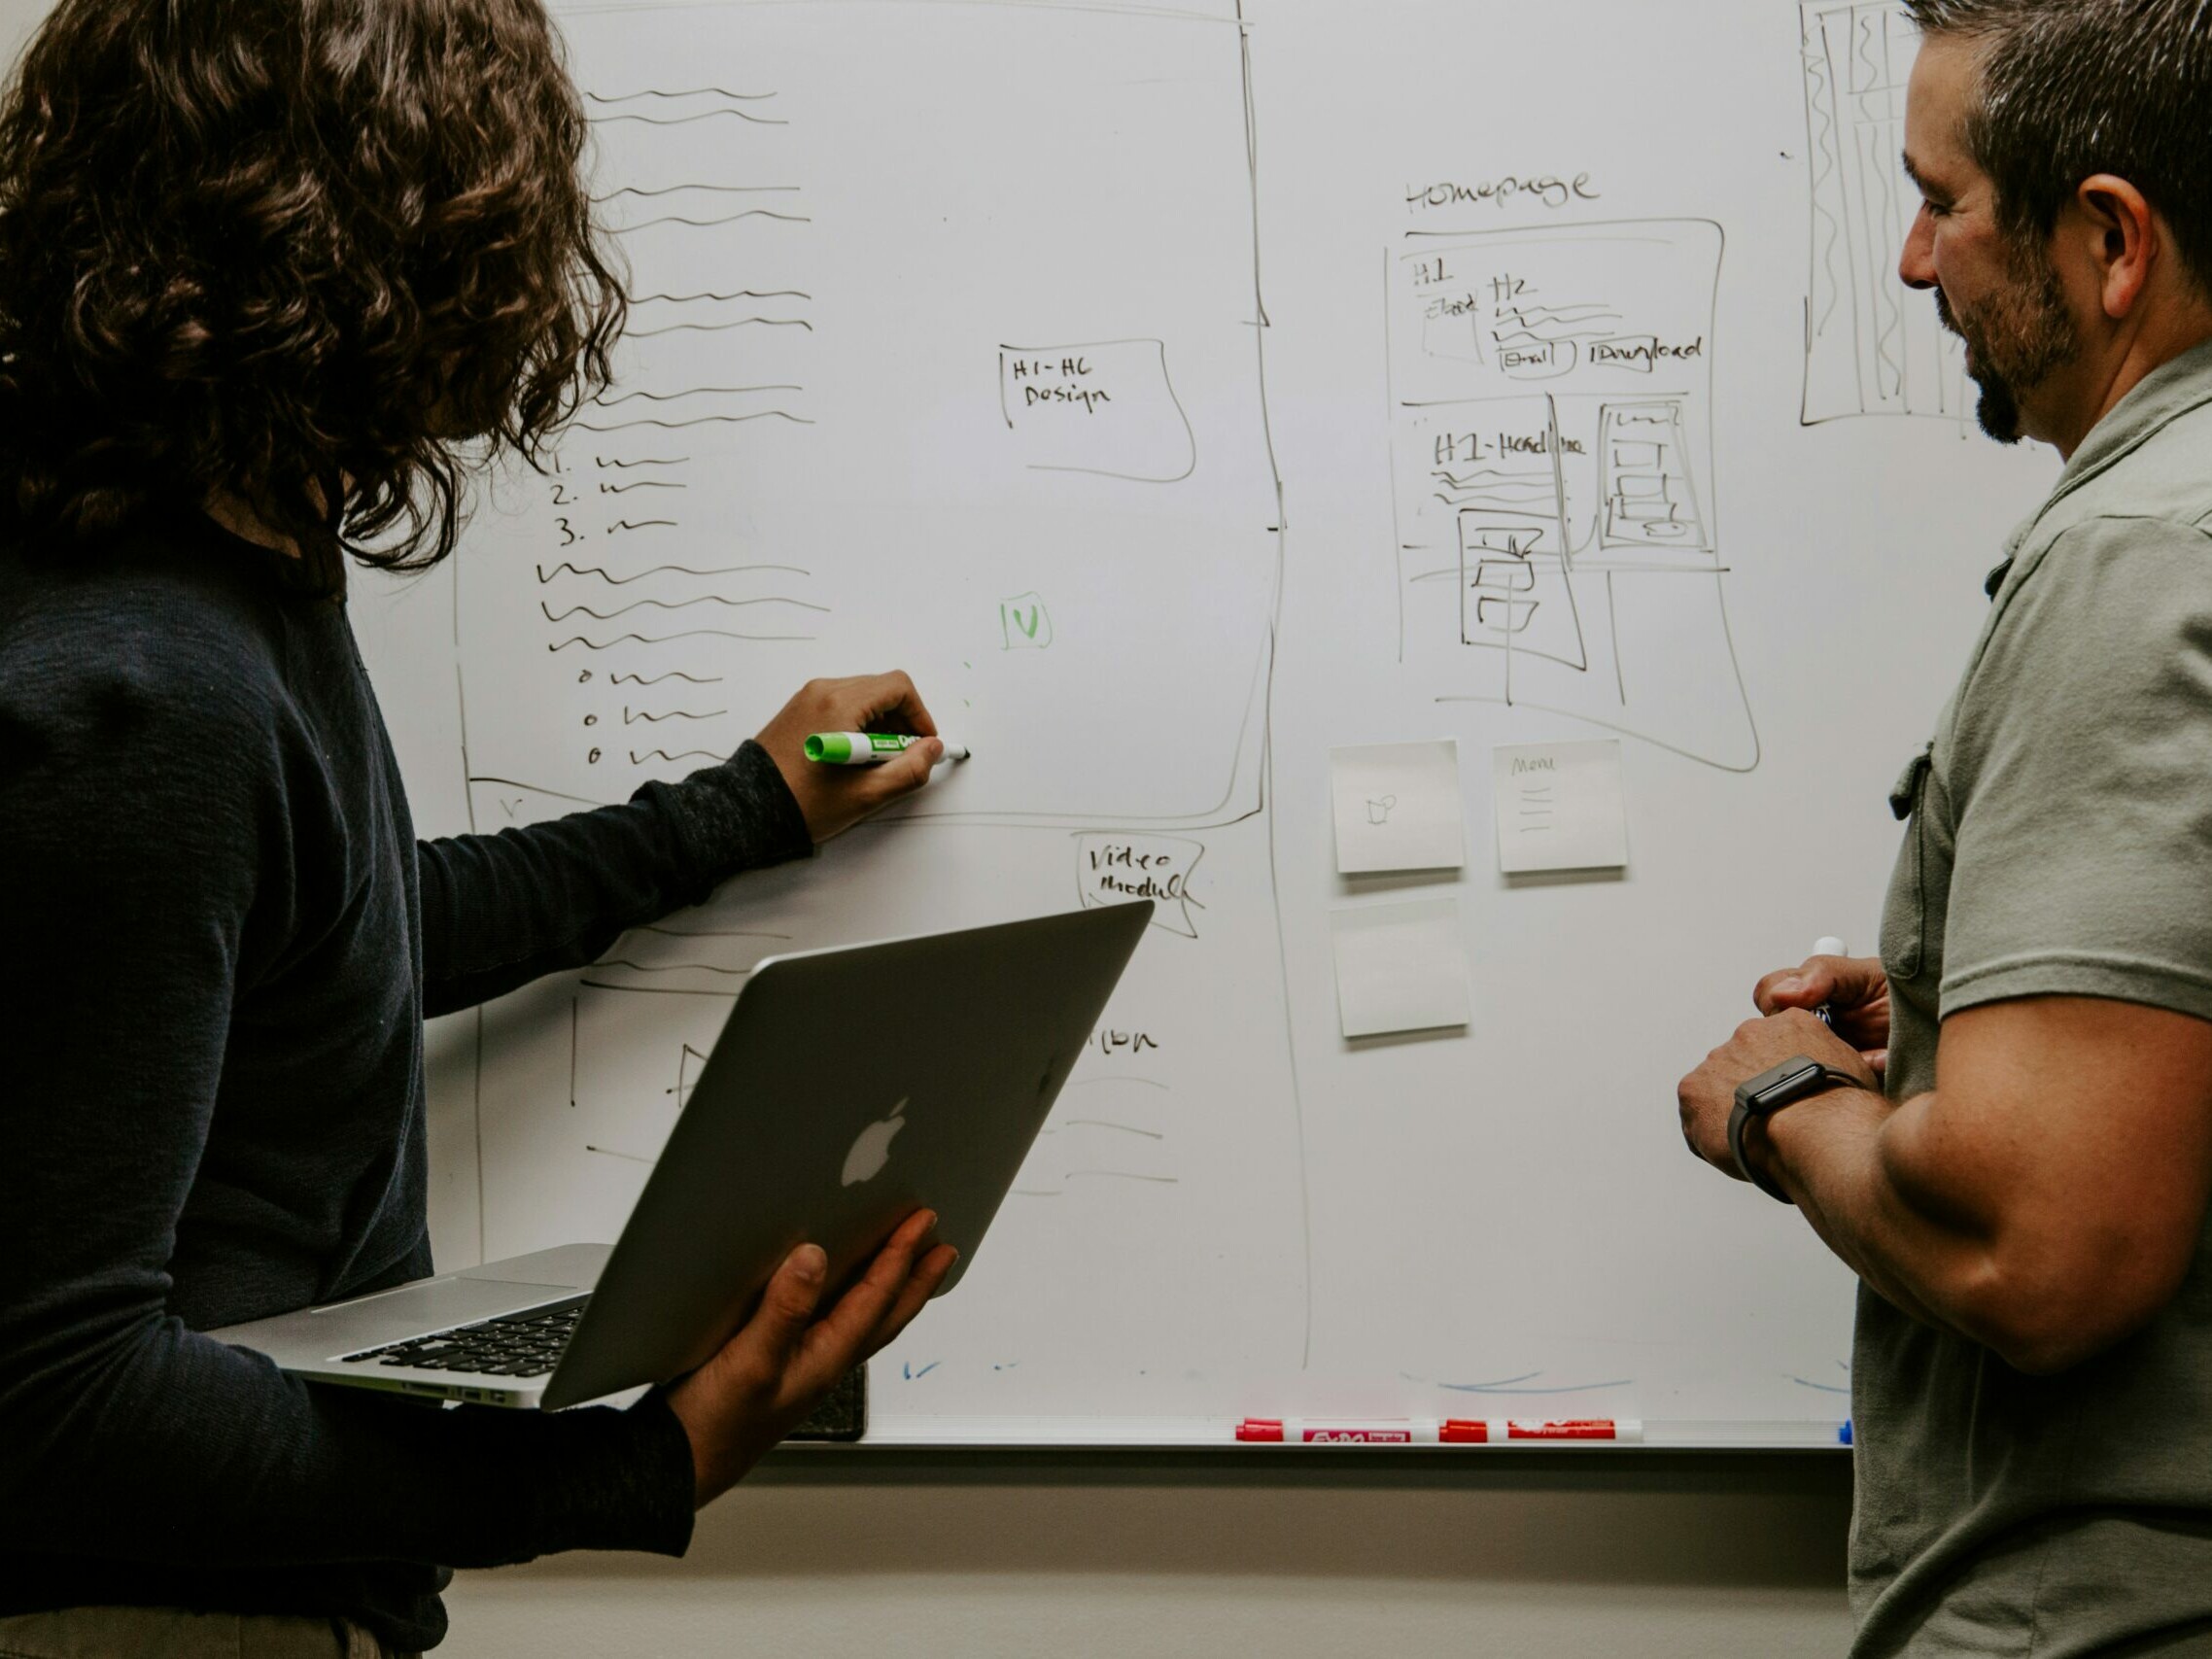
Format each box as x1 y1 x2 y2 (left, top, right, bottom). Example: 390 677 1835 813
804 732 971 765
1444 1419 1643 1443
1234 1418 1642 1444
1235 1419 1439 1444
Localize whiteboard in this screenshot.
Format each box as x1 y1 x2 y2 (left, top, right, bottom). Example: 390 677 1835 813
352 0 2057 1449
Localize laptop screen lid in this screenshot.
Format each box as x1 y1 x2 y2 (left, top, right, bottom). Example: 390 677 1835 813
540 900 1152 1410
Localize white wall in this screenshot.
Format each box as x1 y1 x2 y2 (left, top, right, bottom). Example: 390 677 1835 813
446 1451 1852 1656
0 2 1854 1650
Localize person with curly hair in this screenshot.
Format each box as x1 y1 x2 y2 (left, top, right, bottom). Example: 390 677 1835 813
0 2 957 1654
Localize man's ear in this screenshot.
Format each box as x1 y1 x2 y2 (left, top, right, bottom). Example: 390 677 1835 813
2073 172 2159 322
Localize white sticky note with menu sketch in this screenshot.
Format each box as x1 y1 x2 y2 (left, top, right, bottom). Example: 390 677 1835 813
1330 741 1466 875
1330 899 1470 1039
1492 740 1629 874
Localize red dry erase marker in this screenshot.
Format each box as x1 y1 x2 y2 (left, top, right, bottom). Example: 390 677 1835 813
1441 1418 1642 1443
1235 1418 1441 1444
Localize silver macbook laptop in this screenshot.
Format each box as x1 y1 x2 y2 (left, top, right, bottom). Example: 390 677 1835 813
210 901 1153 1410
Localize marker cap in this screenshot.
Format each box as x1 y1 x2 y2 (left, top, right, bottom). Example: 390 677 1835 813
805 733 856 763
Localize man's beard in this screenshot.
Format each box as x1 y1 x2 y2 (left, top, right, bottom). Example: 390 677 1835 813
1934 244 2077 444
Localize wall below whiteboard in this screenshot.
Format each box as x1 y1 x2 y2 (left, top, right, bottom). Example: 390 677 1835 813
446 1453 1855 1657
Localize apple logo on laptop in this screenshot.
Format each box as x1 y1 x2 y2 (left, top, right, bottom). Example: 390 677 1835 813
842 1098 908 1187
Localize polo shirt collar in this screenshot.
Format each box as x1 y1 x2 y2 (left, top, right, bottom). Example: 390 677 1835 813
2048 337 2212 509
1985 337 2212 599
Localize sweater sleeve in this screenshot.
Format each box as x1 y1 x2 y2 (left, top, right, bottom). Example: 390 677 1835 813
417 742 813 1017
0 605 695 1571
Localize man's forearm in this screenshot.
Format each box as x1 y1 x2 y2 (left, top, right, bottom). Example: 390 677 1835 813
1759 1086 1996 1344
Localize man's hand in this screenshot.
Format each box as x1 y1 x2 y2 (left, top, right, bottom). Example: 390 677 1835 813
1677 1009 1881 1185
754 673 944 843
662 1209 957 1506
1755 952 1892 1074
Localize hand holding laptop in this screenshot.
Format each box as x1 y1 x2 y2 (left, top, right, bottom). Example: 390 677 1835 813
755 672 947 843
665 1209 957 1504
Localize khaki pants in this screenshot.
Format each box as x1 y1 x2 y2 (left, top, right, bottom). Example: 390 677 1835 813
0 1607 417 1659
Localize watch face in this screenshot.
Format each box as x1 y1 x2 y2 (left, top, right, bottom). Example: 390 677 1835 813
1749 1060 1821 1110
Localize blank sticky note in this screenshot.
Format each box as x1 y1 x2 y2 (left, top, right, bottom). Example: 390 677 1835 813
1330 899 1470 1039
1331 741 1466 875
1492 740 1629 874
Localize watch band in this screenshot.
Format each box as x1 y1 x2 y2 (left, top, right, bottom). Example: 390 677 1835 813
1728 1058 1864 1203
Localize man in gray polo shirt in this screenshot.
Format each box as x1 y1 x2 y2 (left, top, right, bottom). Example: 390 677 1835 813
1676 3 2212 1653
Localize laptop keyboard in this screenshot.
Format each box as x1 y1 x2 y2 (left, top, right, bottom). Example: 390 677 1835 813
335 1295 589 1378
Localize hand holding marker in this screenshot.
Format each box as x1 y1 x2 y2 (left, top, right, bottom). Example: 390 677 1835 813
1813 937 1849 1026
807 732 972 766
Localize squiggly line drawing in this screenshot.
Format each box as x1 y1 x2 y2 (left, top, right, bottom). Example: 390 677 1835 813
584 86 778 104
1490 328 1614 346
623 707 728 723
548 628 816 650
612 670 721 686
1858 126 1906 398
1852 7 1882 90
596 385 803 405
1497 304 1621 325
591 108 787 127
629 748 726 765
623 319 813 338
625 210 812 230
536 562 812 586
633 289 811 303
575 411 813 432
540 594 827 622
1803 40 1845 336
605 184 800 199
1434 468 1542 488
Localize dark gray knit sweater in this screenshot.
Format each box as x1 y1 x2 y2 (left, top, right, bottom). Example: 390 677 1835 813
0 516 812 1650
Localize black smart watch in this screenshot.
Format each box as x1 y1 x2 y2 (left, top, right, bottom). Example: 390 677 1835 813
1729 1057 1864 1203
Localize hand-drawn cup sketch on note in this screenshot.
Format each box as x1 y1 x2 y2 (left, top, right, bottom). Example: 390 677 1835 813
1386 218 1759 773
1800 1 1968 424
1330 741 1466 875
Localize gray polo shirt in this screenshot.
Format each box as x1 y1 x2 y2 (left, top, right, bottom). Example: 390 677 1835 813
1856 340 2212 1657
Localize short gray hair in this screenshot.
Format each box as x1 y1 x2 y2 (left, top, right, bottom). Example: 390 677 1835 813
1904 0 2212 291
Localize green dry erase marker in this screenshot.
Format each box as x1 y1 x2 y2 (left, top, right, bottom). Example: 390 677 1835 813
804 732 971 766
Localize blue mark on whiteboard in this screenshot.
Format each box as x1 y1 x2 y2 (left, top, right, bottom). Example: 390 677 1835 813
902 1361 941 1381
1790 1360 1852 1396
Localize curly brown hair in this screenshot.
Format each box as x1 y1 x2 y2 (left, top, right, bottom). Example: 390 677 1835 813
0 0 626 583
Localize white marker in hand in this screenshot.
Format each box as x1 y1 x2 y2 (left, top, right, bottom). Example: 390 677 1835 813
1813 937 1849 1025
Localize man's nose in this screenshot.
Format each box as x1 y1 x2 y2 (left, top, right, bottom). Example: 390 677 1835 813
1899 202 1939 292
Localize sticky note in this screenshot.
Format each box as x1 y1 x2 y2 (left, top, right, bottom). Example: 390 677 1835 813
1330 741 1466 875
1329 899 1470 1039
1492 740 1629 874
